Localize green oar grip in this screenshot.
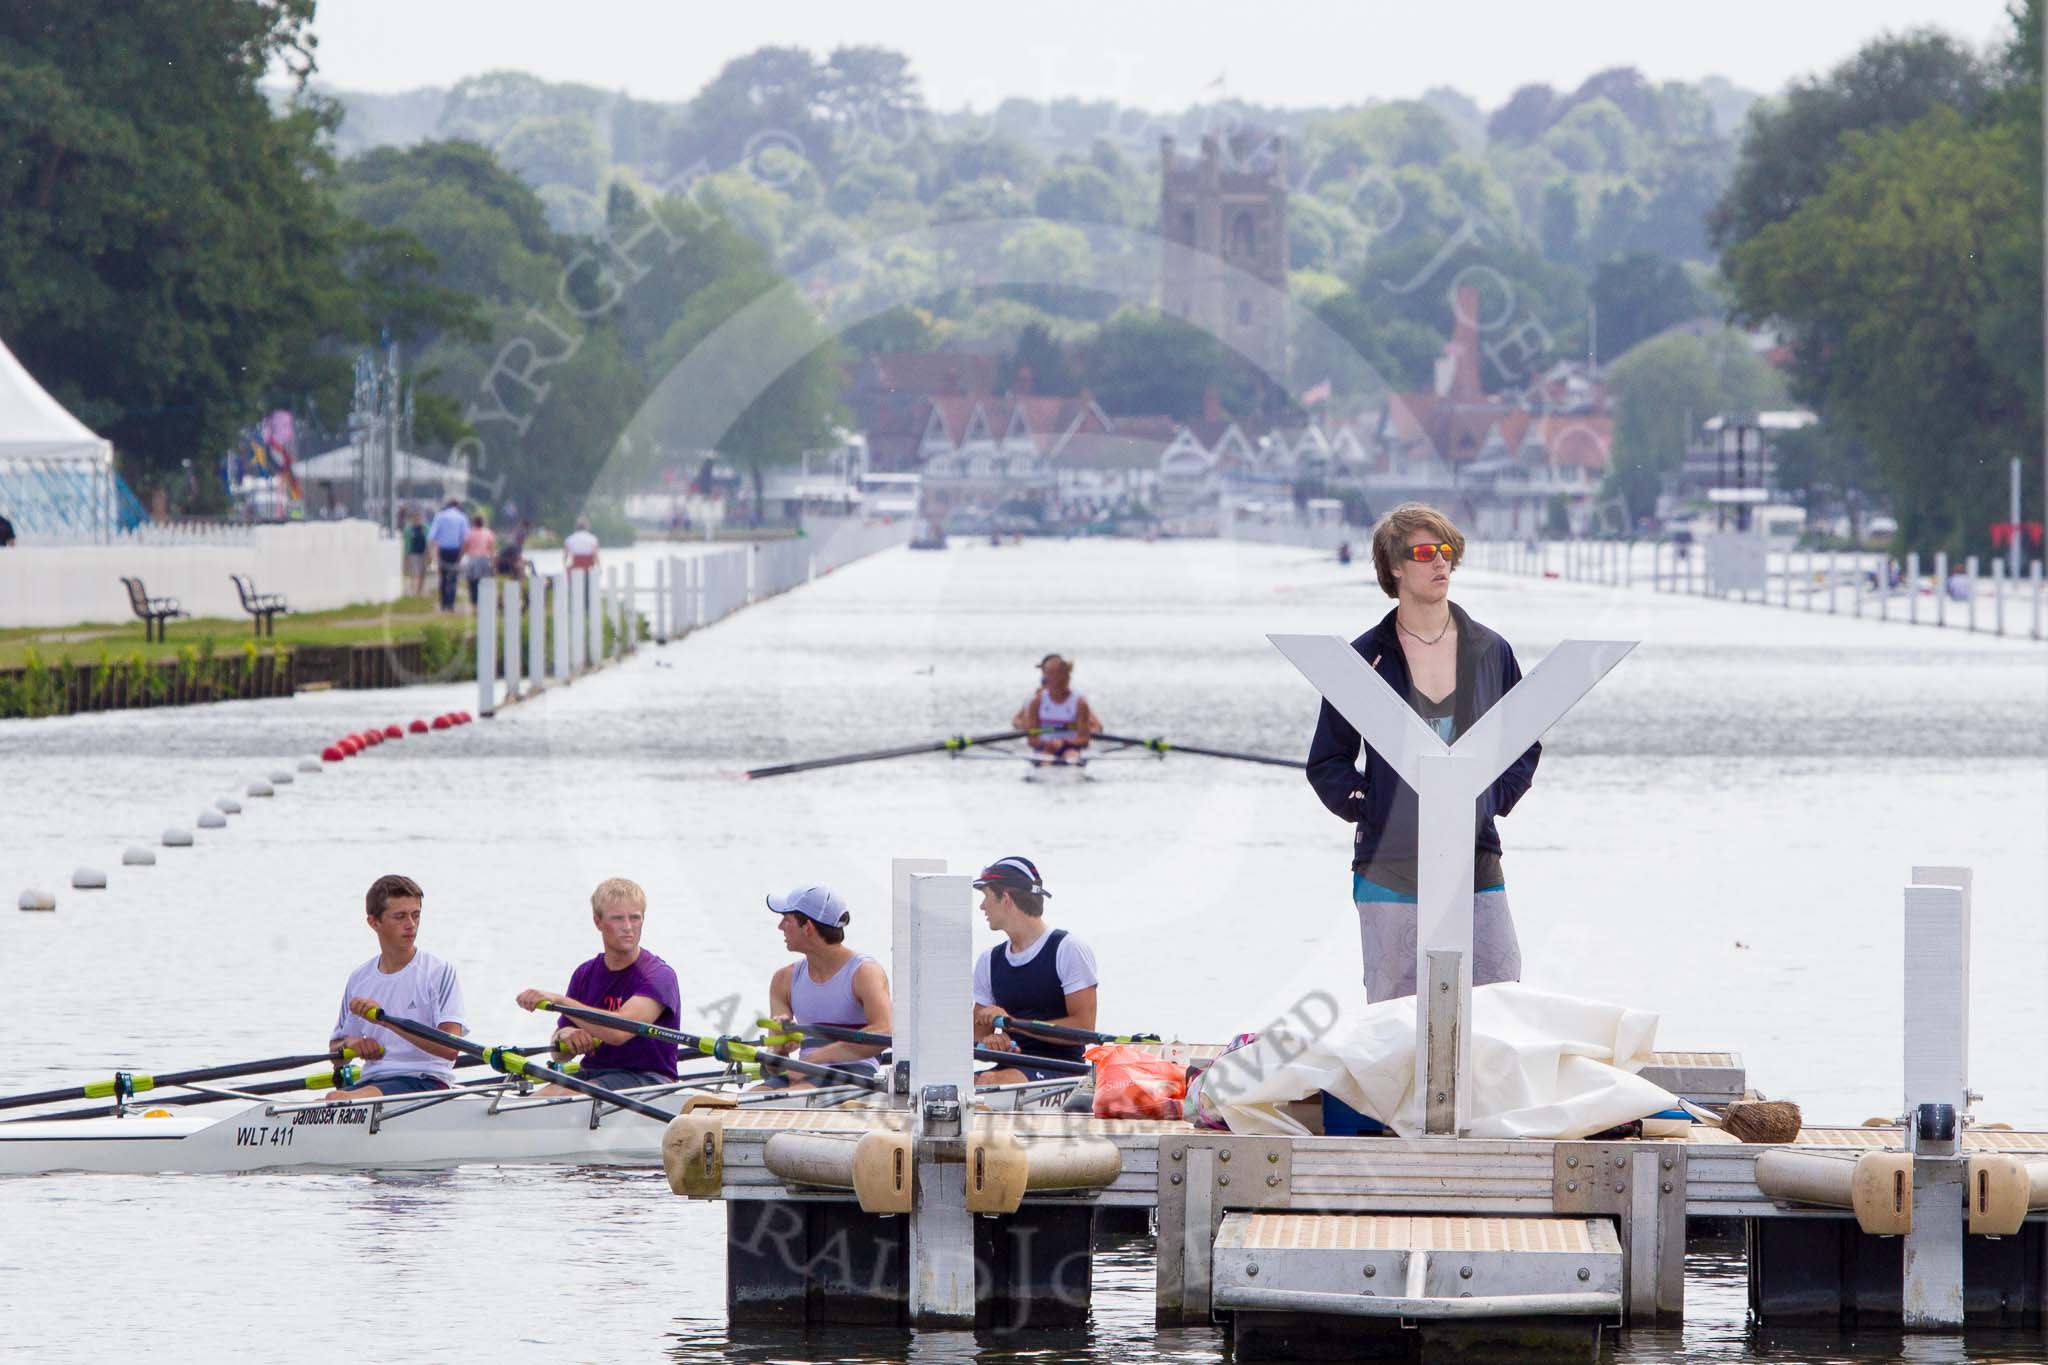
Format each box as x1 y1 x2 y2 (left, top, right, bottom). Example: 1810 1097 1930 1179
82 1072 152 1099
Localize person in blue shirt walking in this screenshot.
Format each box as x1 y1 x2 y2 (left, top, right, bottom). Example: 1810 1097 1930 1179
426 499 469 612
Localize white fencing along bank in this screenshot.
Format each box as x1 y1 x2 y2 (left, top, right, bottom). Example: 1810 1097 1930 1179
1466 538 2046 643
474 523 908 716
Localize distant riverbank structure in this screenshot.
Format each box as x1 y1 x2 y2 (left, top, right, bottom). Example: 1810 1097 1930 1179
1159 129 1291 389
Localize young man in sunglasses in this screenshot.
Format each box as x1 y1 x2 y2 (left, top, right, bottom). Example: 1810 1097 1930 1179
1304 502 1540 1003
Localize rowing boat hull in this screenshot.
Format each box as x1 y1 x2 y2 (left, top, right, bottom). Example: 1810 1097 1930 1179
0 1078 1081 1175
0 1093 667 1176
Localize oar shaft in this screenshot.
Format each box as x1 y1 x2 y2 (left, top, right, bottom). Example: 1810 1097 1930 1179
361 1008 675 1123
546 999 883 1091
746 729 1031 780
0 1051 351 1113
1095 732 1299 769
775 1019 1092 1077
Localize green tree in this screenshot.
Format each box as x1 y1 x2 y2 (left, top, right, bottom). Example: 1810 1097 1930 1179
1033 163 1123 225
1602 328 1787 521
1000 321 1077 394
1709 31 1990 252
0 0 338 487
1723 108 2036 553
648 272 846 522
1590 254 1708 359
1080 307 1275 419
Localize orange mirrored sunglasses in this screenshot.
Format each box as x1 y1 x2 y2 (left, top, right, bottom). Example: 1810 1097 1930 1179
1405 543 1456 563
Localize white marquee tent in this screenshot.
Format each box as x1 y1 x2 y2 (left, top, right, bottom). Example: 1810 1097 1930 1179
0 336 115 541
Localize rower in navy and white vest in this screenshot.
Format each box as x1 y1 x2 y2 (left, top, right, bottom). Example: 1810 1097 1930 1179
762 884 892 1090
970 856 1100 1085
1012 654 1101 761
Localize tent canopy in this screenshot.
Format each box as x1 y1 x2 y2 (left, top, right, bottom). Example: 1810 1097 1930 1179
1 335 116 540
294 443 468 493
1 336 110 467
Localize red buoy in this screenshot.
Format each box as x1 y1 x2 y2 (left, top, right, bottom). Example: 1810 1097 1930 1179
383 724 403 740
455 711 472 724
338 736 360 755
360 731 381 747
408 719 429 734
321 745 345 762
431 715 452 730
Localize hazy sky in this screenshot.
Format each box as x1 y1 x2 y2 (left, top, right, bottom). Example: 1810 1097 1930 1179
297 0 2017 111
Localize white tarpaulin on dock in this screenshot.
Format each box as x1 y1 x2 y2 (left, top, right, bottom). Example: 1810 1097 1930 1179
1196 984 1679 1140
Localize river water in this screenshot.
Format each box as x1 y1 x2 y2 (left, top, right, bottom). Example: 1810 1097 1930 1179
3 538 2044 1363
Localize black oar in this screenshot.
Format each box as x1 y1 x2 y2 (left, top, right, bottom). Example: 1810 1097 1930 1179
765 1019 1093 1077
991 1015 1161 1046
9 1064 367 1122
745 729 1032 780
1095 732 1300 769
360 1007 677 1123
543 998 884 1091
0 1051 358 1114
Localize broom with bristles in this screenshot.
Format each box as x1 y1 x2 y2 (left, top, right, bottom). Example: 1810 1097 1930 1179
1679 1096 1801 1143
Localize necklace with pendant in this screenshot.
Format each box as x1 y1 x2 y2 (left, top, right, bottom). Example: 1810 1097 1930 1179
1398 614 1452 646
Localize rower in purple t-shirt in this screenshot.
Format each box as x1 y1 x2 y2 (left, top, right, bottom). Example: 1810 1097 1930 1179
515 878 682 1092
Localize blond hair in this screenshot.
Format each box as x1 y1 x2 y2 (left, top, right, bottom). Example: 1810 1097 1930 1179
1370 502 1465 597
590 877 647 917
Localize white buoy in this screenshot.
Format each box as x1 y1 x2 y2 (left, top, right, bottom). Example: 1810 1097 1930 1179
196 810 228 829
247 781 274 798
297 758 320 773
18 888 56 912
72 867 107 890
214 797 242 815
162 828 194 847
269 770 294 785
122 846 156 866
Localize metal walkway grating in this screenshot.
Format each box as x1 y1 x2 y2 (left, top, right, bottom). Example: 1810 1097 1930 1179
1219 1213 1619 1254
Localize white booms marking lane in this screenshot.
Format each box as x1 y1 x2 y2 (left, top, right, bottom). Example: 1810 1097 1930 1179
1268 634 1634 1136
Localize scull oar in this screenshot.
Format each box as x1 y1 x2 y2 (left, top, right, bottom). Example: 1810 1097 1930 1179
762 1019 1093 1077
542 999 885 1091
745 729 1033 780
359 1007 677 1123
0 1051 360 1114
1095 732 1300 769
990 1016 1162 1046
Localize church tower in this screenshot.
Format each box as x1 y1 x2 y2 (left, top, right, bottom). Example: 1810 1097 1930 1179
1158 128 1290 385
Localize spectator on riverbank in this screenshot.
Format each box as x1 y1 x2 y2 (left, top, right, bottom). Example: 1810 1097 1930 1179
1305 502 1540 1003
403 511 428 598
495 519 531 579
0 511 15 547
427 499 467 612
1947 564 1972 602
460 513 496 608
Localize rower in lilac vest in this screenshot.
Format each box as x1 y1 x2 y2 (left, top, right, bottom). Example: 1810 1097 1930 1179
763 884 892 1090
970 856 1099 1085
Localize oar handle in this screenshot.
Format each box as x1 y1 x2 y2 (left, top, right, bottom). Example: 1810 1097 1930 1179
772 1019 1093 1077
543 999 884 1091
360 1007 675 1123
991 1015 1161 1046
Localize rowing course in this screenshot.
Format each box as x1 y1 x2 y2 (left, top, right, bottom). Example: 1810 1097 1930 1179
1 537 2044 1364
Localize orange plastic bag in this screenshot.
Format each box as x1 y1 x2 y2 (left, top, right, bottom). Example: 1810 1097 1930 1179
1086 1043 1188 1120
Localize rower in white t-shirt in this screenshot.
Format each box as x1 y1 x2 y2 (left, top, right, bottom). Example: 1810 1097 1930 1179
969 856 1100 1085
327 874 468 1099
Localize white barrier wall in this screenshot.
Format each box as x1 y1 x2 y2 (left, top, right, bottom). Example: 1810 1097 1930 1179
0 521 399 627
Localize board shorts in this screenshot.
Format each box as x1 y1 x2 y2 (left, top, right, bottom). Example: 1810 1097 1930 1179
1352 879 1521 1003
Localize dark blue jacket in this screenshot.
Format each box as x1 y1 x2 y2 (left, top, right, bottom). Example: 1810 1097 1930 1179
1305 602 1540 868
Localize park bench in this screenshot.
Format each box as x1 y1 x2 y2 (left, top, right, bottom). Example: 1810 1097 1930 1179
120 576 189 643
229 573 290 636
